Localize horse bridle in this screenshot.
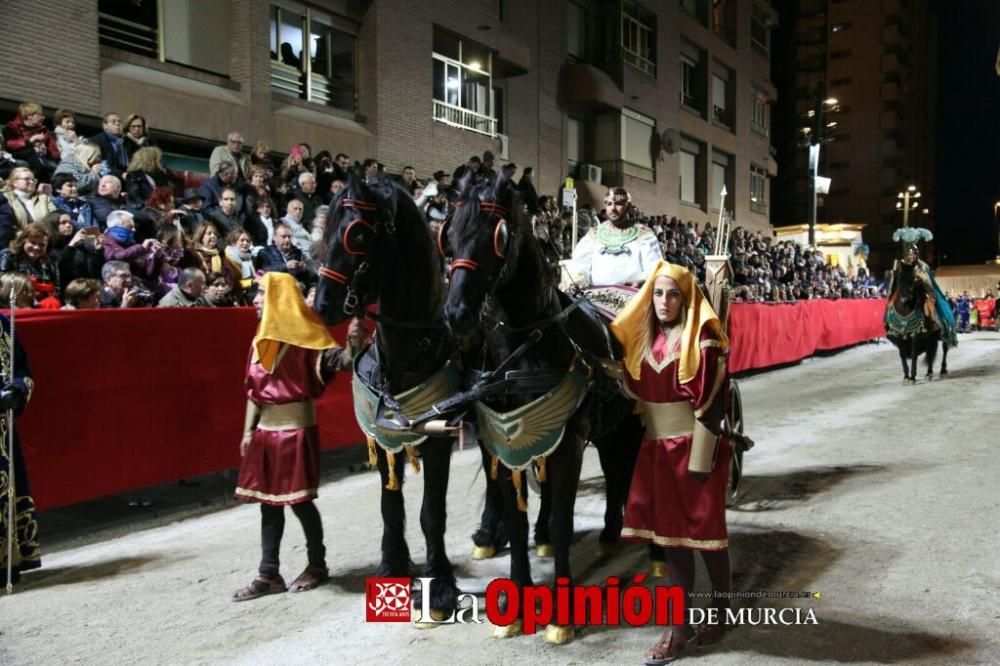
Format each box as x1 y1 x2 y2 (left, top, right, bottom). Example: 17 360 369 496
318 196 391 316
438 200 511 279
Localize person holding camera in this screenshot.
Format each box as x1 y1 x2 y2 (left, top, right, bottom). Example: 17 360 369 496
102 210 164 299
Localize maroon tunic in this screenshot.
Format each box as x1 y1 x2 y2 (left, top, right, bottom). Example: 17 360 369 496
235 345 329 506
621 326 730 550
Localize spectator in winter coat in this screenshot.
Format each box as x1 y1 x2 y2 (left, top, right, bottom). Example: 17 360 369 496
52 141 104 196
88 113 130 176
4 102 61 179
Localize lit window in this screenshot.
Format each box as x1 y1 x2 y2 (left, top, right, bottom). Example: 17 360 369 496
432 29 496 136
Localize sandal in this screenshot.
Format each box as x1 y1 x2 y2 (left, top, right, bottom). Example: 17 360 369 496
644 628 692 665
231 575 286 602
288 565 329 593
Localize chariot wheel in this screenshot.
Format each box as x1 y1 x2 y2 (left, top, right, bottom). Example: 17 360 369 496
726 381 745 506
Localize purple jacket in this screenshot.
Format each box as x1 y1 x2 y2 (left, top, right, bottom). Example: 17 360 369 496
103 234 164 292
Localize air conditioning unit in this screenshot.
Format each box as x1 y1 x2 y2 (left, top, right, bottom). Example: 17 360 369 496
497 133 510 160
579 163 602 183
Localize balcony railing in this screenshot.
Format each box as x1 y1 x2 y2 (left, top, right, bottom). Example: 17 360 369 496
432 99 497 137
750 200 768 215
270 61 357 112
622 48 656 77
98 12 158 59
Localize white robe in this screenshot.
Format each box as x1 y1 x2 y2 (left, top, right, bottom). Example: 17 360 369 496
565 221 663 287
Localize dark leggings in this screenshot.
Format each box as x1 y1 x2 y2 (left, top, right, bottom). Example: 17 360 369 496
665 547 731 628
259 501 326 578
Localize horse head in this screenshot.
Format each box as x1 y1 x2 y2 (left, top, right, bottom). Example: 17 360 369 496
441 170 524 342
893 260 924 314
314 171 396 324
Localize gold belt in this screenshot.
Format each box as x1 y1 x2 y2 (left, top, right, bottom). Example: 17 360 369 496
643 401 695 439
258 400 316 431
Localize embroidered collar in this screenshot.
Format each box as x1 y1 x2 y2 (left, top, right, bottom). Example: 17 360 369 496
596 222 640 255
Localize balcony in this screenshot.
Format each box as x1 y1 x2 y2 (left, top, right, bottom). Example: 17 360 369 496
559 63 625 110
432 99 497 137
99 11 158 59
270 61 356 112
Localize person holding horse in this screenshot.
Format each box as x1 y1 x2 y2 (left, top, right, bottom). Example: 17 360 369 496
565 186 663 289
611 261 734 665
231 273 365 601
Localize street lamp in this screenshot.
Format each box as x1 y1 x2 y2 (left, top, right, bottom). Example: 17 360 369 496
993 200 1000 259
895 184 921 228
799 87 840 246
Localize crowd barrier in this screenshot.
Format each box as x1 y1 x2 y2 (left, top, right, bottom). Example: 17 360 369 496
14 298 886 510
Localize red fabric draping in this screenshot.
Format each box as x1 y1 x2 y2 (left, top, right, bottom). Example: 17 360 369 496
11 309 362 511
11 300 886 510
727 299 887 373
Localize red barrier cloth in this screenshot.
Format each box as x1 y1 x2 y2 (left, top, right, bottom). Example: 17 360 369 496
13 300 885 510
727 299 887 373
11 309 362 511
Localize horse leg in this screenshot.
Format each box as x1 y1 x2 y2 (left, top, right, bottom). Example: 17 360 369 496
472 444 508 559
415 437 458 620
534 478 552 557
375 446 411 578
596 414 642 554
941 343 948 375
908 339 918 383
542 430 587 645
925 336 938 380
491 464 532 638
897 345 910 382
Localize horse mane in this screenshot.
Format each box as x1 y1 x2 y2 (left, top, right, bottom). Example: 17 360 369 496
453 172 551 298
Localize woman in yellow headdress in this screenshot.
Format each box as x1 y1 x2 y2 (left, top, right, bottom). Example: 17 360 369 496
610 261 733 664
232 272 366 601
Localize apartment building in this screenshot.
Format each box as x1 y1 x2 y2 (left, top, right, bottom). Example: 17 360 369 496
1 0 776 232
774 0 938 270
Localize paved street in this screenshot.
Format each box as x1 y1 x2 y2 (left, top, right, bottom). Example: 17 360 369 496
3 333 999 665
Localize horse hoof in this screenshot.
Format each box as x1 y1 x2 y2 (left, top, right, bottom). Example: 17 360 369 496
471 545 496 560
650 560 669 578
597 542 620 558
536 544 554 558
492 619 523 638
542 623 575 645
412 608 450 629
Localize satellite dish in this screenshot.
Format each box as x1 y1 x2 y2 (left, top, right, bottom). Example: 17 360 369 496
661 128 680 154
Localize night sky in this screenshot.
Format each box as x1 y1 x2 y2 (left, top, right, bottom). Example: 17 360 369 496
934 0 1000 265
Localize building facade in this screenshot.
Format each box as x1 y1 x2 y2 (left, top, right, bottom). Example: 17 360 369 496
774 0 937 271
1 0 777 232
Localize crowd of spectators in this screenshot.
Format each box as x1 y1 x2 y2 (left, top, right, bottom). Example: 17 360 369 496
1 99 885 312
531 202 884 302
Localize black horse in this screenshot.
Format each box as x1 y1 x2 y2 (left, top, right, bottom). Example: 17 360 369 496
314 173 459 618
885 260 949 382
441 172 635 643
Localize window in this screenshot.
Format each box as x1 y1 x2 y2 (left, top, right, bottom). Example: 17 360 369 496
712 72 732 128
681 56 697 108
679 137 703 206
680 151 697 204
432 29 496 136
621 108 655 180
680 0 708 25
712 150 733 209
622 2 656 76
751 93 769 136
567 2 586 61
567 116 584 172
493 86 505 134
751 5 769 54
99 0 231 75
269 3 357 111
750 164 767 214
712 0 736 46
